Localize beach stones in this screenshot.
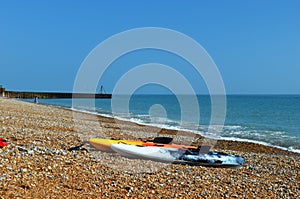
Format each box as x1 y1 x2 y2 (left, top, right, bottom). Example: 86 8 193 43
0 98 299 198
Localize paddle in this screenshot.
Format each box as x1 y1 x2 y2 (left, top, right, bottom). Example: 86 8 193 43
151 137 173 144
68 143 88 152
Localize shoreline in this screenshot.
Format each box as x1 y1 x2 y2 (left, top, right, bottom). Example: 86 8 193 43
78 107 300 154
0 97 299 198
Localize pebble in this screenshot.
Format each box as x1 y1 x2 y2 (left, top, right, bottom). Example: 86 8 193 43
20 168 27 173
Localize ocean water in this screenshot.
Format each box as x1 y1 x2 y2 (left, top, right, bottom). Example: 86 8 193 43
30 95 300 153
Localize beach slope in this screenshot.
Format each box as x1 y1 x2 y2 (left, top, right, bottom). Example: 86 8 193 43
0 98 299 198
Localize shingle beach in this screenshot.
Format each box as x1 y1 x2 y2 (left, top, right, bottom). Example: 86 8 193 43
0 98 299 198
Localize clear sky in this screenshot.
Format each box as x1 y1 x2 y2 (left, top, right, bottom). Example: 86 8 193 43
0 0 299 94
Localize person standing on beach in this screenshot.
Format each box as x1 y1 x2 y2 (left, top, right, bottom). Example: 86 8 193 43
34 96 38 103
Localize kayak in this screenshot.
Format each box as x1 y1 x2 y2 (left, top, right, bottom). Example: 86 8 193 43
89 138 143 152
110 144 184 163
89 137 198 153
111 144 245 168
174 151 245 168
142 142 198 150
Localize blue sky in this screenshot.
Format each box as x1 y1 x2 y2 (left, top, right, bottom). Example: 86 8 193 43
0 0 299 94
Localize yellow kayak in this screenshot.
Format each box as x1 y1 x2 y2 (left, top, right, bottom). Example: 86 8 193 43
89 137 198 153
89 138 144 152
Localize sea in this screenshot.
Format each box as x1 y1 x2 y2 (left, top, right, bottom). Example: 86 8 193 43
26 95 300 153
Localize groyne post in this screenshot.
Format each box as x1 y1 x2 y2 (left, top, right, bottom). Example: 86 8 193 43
0 86 5 97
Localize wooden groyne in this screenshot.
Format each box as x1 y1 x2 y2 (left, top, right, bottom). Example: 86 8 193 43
0 87 111 99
